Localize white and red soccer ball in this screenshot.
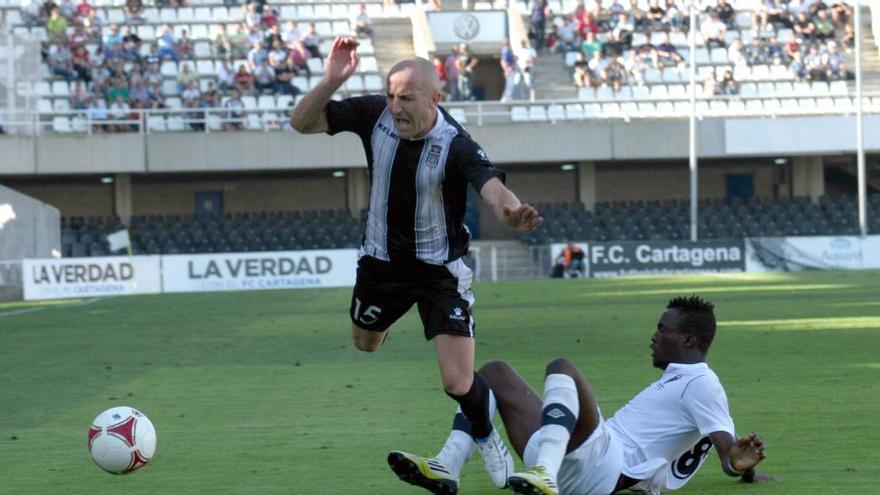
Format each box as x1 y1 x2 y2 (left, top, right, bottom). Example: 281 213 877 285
88 406 157 474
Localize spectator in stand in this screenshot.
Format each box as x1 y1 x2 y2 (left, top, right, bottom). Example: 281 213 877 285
352 2 372 38
181 80 202 123
243 2 262 29
823 41 846 80
302 23 322 59
46 8 68 42
790 50 807 80
572 0 597 38
807 0 827 18
633 34 655 67
713 0 736 29
253 59 277 94
701 12 727 48
234 63 254 93
720 69 740 95
108 95 130 132
530 0 549 53
229 23 250 59
107 75 130 103
223 89 246 130
156 24 179 65
177 29 195 61
587 50 608 86
433 55 447 96
49 43 76 83
103 23 123 48
556 16 578 53
516 39 536 90
87 96 109 132
104 41 125 63
756 0 788 32
444 46 460 101
271 51 298 95
629 0 648 31
813 10 834 41
792 11 815 41
703 71 721 96
202 81 219 108
143 44 160 66
177 62 199 94
784 36 801 60
765 36 786 64
123 0 144 24
57 0 75 20
283 20 301 49
264 24 283 50
122 26 142 61
83 9 103 41
75 0 93 18
655 32 684 69
287 41 310 76
21 0 42 27
624 48 648 86
728 37 747 67
127 100 143 132
603 58 627 93
610 13 634 51
803 43 826 81
71 45 91 82
560 242 585 277
841 23 854 52
213 24 232 60
144 62 162 94
71 80 90 109
130 78 149 105
646 0 665 31
830 1 852 31
261 7 278 30
217 59 236 90
247 41 268 69
572 51 590 87
746 36 768 65
580 31 601 60
456 43 478 101
268 39 287 66
663 0 683 31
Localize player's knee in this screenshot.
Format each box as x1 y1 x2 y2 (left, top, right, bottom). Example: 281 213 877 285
442 372 473 396
351 330 384 352
479 360 514 382
545 357 577 376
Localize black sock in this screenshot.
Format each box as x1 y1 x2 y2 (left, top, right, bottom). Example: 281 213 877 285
446 372 492 440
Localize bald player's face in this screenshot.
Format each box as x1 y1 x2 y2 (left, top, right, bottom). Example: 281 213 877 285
386 67 440 139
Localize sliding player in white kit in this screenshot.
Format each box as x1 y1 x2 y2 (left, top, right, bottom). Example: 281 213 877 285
395 296 773 494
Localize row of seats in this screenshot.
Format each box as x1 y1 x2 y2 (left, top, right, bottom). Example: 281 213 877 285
524 195 880 244
577 79 850 101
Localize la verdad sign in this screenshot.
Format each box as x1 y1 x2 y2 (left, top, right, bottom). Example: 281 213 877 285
23 256 162 300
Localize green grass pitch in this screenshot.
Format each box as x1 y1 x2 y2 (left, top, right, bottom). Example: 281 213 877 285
1 270 878 494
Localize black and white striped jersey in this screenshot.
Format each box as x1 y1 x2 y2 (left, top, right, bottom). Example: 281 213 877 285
325 94 504 265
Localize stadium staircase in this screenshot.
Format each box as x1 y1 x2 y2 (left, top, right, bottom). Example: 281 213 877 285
370 18 416 77
860 5 880 94
532 51 579 100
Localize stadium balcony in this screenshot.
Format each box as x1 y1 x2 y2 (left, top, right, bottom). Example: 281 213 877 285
522 193 880 245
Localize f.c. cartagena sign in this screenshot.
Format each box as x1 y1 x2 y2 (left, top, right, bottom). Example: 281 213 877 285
161 250 357 293
589 240 744 278
23 256 162 300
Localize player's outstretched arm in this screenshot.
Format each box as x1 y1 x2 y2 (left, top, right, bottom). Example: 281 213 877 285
290 36 360 134
709 431 775 483
479 178 543 233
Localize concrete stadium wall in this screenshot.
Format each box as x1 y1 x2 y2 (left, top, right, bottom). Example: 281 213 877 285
3 114 880 175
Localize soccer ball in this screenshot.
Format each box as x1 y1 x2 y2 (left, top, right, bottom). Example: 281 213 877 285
87 406 157 474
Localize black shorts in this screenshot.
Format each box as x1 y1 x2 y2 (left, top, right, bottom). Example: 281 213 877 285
350 255 476 340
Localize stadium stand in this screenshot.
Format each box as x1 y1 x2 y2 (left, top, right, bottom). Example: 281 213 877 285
61 209 363 256
522 193 880 244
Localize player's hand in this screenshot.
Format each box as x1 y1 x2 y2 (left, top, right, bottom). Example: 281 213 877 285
324 36 360 86
729 432 766 473
503 203 543 232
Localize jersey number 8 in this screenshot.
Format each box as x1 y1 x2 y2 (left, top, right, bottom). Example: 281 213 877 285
671 436 713 480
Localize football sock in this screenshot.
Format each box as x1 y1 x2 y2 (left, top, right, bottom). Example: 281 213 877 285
536 373 579 478
438 387 498 477
446 372 494 441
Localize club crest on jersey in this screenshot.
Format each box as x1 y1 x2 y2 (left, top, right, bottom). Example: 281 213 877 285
449 306 467 321
426 144 443 167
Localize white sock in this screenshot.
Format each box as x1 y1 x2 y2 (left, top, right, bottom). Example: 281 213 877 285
535 374 579 478
436 389 498 477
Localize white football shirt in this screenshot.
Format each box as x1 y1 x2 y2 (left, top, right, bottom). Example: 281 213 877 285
606 362 735 492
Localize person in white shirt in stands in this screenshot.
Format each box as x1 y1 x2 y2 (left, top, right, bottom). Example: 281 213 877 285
411 296 774 495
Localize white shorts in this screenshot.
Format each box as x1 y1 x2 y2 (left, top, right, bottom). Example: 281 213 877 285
524 418 625 495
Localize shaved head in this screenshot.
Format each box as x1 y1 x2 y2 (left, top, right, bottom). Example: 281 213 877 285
386 57 442 94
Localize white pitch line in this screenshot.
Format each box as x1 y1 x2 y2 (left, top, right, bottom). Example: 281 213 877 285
0 297 103 318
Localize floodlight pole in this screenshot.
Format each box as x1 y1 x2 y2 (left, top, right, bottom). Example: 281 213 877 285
688 1 698 241
855 1 867 236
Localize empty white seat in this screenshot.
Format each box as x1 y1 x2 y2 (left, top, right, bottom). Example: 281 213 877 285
447 107 467 123
159 8 176 22
769 64 789 80
650 84 669 98
314 5 332 18
656 101 675 115
147 115 166 131
359 57 379 73
751 65 771 80
190 25 208 41
241 96 257 109
37 98 53 113
71 115 88 132
165 97 182 109
709 47 728 65
744 99 763 111
306 57 324 74
364 75 383 92
511 106 529 122
774 81 793 95
161 80 179 96
167 115 186 131
829 80 848 96
53 116 72 133
528 106 547 121
106 8 124 23
547 104 565 121
644 68 662 84
792 81 812 96
564 51 578 66
694 48 710 65
577 87 595 101
206 113 222 131
177 8 195 22
276 94 293 108
739 82 758 97
137 25 155 40
637 102 657 114
211 7 228 20
667 83 688 98
246 113 262 130
332 21 350 36
196 59 214 76
194 7 212 22
564 103 584 119
257 95 276 110
631 86 650 100
757 82 776 96
661 67 681 83
345 75 365 92
811 82 830 96
35 81 52 97
595 86 615 100
53 99 71 112
160 61 178 77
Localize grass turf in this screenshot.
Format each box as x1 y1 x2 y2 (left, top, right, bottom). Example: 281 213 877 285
1 270 878 494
